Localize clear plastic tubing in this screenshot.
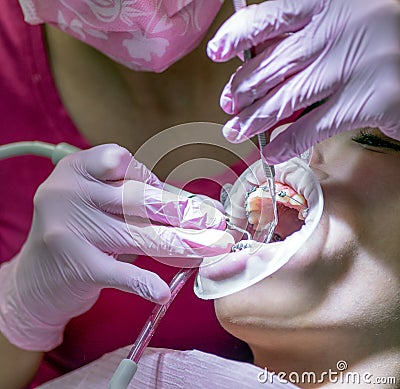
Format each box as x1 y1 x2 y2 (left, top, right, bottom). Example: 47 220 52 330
126 267 197 363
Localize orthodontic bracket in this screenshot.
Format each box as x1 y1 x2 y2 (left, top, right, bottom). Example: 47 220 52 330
231 240 252 252
225 218 253 252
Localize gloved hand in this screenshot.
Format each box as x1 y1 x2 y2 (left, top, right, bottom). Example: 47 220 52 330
207 0 400 164
0 144 233 351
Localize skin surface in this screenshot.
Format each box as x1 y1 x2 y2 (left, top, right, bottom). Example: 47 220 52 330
215 128 400 388
0 332 42 389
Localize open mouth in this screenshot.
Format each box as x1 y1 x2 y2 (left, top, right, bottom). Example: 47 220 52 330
194 158 324 300
245 182 308 243
272 202 305 242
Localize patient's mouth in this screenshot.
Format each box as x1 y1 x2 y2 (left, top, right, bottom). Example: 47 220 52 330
273 203 305 241
246 182 308 242
195 157 324 299
200 182 309 281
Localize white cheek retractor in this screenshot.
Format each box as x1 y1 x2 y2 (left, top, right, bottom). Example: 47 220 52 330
194 157 324 300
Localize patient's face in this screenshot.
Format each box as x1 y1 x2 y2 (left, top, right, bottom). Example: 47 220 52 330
215 128 400 350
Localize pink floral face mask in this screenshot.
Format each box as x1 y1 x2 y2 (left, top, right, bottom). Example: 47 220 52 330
19 0 224 72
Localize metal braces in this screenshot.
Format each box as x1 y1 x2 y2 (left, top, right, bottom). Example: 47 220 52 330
225 218 253 252
227 184 311 251
231 240 252 252
277 190 310 219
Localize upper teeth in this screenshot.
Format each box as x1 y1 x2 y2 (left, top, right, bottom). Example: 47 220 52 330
289 194 306 207
245 183 308 221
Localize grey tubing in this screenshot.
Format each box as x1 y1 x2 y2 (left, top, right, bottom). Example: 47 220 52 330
50 142 81 164
108 359 138 389
0 141 80 164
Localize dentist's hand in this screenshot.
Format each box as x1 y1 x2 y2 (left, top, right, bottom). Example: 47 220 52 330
0 144 233 351
207 0 400 164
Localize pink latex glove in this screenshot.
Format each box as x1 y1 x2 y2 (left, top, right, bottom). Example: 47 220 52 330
207 0 400 164
0 144 233 351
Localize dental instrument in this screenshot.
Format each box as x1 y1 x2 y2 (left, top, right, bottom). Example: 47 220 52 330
109 268 196 389
232 0 278 245
256 131 278 243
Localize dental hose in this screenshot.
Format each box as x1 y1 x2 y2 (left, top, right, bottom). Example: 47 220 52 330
109 268 197 389
0 141 80 163
0 141 201 389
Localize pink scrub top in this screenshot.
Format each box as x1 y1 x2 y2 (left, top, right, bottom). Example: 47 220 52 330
0 2 252 387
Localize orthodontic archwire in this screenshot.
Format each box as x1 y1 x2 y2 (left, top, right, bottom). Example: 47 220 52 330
232 0 278 244
257 133 278 243
246 186 309 212
269 187 309 219
275 190 308 209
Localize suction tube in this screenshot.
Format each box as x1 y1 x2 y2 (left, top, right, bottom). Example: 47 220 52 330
109 268 196 389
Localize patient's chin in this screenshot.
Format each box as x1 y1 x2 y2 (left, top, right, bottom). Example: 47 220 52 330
213 260 332 338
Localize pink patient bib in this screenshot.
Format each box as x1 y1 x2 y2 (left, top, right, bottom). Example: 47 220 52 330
18 0 223 72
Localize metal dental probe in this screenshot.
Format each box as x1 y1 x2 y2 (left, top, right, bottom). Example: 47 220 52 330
256 131 278 243
232 0 278 244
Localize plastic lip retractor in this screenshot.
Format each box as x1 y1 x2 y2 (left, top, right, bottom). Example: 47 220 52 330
194 157 324 300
